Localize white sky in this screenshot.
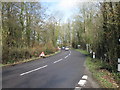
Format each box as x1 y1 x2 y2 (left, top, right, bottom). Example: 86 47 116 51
58 0 78 10
41 0 79 23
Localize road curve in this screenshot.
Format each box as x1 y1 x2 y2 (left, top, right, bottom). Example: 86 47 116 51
2 50 86 88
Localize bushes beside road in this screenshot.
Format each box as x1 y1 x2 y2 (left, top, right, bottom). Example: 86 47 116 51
2 43 58 64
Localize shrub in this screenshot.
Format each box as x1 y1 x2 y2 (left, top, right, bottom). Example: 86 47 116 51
2 43 58 64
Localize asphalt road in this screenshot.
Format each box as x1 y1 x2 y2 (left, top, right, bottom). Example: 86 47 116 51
2 50 86 88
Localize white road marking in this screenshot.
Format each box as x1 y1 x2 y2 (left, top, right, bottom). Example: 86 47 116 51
53 59 63 63
20 65 48 76
74 87 82 90
75 75 88 89
78 80 87 87
65 55 68 58
82 75 88 80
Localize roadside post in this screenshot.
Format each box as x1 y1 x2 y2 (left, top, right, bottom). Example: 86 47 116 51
118 37 120 71
93 52 95 59
90 50 92 54
78 45 80 49
118 58 120 71
90 50 92 57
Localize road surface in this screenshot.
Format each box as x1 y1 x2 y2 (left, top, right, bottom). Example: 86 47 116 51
2 50 86 88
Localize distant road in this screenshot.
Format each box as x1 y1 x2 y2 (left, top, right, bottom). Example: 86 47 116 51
2 50 86 88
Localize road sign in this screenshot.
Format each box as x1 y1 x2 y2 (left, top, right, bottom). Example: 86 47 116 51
40 52 45 57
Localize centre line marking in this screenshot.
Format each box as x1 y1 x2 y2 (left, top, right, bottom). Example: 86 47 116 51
65 55 68 58
53 59 63 63
20 65 48 76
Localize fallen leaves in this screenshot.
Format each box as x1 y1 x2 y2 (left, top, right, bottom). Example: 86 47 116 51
99 69 119 88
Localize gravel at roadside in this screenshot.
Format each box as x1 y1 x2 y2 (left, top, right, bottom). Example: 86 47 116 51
83 61 100 88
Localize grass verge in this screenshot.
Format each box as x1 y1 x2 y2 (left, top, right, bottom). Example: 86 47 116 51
2 50 61 67
75 49 120 88
0 64 4 67
74 49 89 55
86 57 120 88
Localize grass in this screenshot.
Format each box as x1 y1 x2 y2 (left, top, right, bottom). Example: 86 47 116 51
74 49 89 55
0 64 4 67
75 49 120 88
86 57 119 88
